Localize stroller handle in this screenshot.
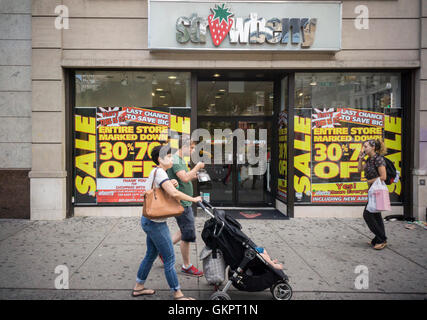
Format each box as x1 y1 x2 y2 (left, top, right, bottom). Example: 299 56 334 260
202 199 213 209
197 201 215 219
196 201 206 210
197 200 225 237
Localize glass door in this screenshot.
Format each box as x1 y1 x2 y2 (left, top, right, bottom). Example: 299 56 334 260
197 118 272 206
236 120 272 205
197 79 275 206
198 120 234 205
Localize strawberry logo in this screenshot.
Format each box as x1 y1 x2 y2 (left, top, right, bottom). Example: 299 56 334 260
208 4 234 46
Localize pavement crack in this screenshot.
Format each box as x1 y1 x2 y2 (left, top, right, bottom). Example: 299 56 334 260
69 219 120 280
0 222 37 243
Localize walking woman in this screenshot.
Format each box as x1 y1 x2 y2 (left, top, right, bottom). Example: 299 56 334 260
357 139 388 250
133 145 201 300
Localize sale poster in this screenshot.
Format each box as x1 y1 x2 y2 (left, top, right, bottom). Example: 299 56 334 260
294 107 402 204
277 110 288 202
74 107 190 204
294 109 312 203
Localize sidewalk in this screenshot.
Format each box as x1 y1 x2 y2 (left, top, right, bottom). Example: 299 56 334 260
0 214 426 300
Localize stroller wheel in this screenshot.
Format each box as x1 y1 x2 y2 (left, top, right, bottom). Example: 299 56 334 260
209 291 231 300
271 281 292 300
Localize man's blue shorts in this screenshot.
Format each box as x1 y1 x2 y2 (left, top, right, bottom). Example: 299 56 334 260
175 206 196 242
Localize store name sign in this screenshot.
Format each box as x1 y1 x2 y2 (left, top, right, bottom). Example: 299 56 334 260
176 10 317 48
149 1 342 51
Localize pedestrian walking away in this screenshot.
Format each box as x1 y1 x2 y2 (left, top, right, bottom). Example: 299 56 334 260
167 136 205 277
357 139 388 250
133 145 202 300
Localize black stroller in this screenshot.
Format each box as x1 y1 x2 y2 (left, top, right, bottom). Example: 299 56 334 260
197 201 293 300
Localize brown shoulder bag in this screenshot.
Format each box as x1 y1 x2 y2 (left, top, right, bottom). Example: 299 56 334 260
143 168 184 219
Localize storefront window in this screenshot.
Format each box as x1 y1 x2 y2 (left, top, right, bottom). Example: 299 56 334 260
76 71 191 110
293 72 403 205
73 71 191 205
198 81 274 116
295 73 401 110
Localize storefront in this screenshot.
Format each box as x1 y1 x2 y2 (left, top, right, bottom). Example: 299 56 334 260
71 68 410 218
26 0 425 220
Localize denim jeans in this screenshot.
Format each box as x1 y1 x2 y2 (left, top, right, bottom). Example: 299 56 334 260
136 216 180 292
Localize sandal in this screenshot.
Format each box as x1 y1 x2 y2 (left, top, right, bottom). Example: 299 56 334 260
174 295 196 300
373 242 387 250
131 288 156 297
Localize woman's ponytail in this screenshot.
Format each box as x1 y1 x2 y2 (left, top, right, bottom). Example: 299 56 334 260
375 139 387 156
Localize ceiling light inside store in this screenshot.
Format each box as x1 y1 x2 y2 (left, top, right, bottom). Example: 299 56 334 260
152 92 155 96
219 89 226 92
156 88 164 91
215 95 221 98
168 75 177 80
298 92 304 97
160 96 166 98
310 77 317 86
213 73 221 78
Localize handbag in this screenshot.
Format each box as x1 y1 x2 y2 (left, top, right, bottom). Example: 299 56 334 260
143 168 184 219
200 246 225 286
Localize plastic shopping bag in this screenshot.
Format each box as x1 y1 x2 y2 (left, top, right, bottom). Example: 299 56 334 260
366 187 379 213
374 185 391 212
366 178 391 213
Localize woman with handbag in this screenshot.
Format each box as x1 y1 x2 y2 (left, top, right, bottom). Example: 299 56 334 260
357 139 388 250
133 145 202 300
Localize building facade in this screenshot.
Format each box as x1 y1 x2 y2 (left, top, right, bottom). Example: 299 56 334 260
0 0 32 219
1 0 426 220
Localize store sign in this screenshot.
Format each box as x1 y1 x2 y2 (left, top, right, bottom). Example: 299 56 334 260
149 0 342 51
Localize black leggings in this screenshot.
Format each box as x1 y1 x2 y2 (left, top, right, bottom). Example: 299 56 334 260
363 205 387 244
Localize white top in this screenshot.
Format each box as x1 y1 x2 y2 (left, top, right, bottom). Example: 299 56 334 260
145 167 170 223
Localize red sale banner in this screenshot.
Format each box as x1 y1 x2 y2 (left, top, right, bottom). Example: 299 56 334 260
337 108 384 127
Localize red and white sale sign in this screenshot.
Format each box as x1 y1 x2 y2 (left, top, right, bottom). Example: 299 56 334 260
337 108 384 127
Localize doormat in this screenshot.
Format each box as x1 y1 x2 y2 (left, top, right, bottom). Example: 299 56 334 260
225 209 289 220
